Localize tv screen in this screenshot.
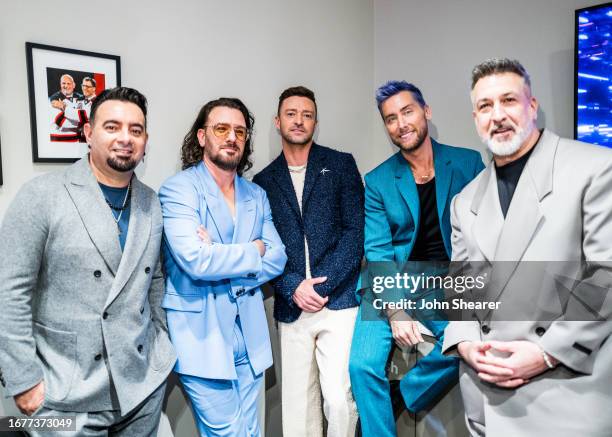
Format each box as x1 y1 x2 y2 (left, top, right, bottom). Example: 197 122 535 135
575 2 612 147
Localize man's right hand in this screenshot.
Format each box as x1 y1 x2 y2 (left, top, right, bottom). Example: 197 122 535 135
14 381 45 416
292 277 329 312
457 341 514 381
253 239 266 257
390 320 424 347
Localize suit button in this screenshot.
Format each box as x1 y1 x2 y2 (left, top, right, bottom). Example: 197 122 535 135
535 326 546 336
94 354 102 361
94 270 102 278
249 290 255 296
481 324 491 334
145 267 151 274
140 306 145 314
137 344 144 353
103 312 109 320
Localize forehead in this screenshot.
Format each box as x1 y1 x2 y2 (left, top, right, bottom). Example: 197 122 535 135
472 73 528 101
207 106 246 126
380 91 419 116
61 76 74 83
93 100 145 126
280 96 316 112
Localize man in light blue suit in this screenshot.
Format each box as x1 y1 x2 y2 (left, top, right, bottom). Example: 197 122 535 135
349 81 484 436
159 97 287 437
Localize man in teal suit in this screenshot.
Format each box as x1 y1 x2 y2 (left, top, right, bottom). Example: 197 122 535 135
349 81 484 436
159 97 287 436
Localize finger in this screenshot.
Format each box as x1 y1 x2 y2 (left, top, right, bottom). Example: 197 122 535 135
308 292 328 306
394 333 410 347
477 354 512 368
477 372 515 384
475 342 493 352
412 322 424 343
309 276 328 285
486 341 514 352
404 329 418 346
474 362 514 377
495 378 527 388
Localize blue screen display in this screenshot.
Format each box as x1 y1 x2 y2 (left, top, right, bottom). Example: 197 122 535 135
576 3 612 147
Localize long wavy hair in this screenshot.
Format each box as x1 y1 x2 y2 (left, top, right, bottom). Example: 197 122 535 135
181 97 254 175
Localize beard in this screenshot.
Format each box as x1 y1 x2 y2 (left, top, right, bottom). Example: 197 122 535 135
107 156 139 172
206 145 242 171
483 123 533 157
281 129 313 146
393 124 428 153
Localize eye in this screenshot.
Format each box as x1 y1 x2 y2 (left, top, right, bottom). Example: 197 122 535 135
478 102 492 111
385 116 397 125
402 109 413 116
304 113 314 120
131 128 143 136
286 111 296 117
105 124 118 132
503 97 517 104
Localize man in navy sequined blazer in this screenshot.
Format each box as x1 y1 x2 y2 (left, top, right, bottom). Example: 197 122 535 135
253 86 364 437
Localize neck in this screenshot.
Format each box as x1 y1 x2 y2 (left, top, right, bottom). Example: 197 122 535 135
400 136 434 173
493 127 540 167
204 157 236 190
283 141 313 166
89 155 132 187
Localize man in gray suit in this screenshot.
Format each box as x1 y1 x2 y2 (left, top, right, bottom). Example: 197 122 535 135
0 87 176 435
443 58 612 436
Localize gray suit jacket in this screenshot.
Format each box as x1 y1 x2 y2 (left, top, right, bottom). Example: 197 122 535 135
0 158 176 415
443 130 612 436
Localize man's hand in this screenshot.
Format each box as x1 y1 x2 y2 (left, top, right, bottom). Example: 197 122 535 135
14 381 45 416
253 239 266 257
475 340 556 388
292 277 329 312
390 320 424 347
196 225 212 244
50 100 65 110
457 341 515 384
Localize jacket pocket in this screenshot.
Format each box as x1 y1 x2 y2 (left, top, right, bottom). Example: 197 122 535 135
161 292 203 312
33 322 77 401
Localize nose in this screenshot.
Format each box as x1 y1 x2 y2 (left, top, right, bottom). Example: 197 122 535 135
294 113 304 125
117 127 131 144
491 101 506 122
226 127 237 143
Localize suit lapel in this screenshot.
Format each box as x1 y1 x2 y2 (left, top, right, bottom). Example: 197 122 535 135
477 130 557 318
197 162 234 244
471 165 504 262
302 144 325 210
64 158 122 275
232 176 256 243
394 153 420 230
432 141 453 228
105 178 152 308
272 153 302 220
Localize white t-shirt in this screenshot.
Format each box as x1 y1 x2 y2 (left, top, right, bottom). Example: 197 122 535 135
288 164 312 279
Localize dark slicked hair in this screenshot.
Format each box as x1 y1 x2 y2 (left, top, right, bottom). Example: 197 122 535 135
277 86 317 119
181 97 254 175
82 76 97 87
89 87 147 127
471 58 531 91
375 80 427 113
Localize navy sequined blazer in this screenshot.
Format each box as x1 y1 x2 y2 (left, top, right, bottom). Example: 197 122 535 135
253 144 365 323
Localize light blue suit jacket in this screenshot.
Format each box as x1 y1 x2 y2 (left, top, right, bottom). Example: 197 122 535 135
159 162 287 380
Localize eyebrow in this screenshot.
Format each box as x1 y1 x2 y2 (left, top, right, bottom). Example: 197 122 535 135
103 120 145 129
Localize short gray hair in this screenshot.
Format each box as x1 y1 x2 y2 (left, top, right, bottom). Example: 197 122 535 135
471 58 531 91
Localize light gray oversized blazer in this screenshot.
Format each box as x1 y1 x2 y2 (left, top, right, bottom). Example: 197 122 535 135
443 130 612 436
0 158 176 415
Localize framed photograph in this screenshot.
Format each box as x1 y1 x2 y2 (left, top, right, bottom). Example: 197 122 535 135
26 42 121 163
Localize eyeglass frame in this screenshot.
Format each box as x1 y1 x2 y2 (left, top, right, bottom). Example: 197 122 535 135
203 123 251 142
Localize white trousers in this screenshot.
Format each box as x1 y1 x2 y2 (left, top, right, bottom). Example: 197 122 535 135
279 306 359 437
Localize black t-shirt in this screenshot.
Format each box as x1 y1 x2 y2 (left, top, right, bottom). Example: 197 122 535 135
409 178 449 261
495 141 537 218
99 183 131 250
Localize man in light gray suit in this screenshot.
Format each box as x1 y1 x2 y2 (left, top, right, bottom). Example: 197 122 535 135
443 59 612 436
0 87 176 435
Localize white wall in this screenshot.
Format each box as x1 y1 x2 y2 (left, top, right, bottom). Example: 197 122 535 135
0 0 374 220
373 0 604 155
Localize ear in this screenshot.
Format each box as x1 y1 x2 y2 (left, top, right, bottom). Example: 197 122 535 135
529 96 539 121
83 122 93 144
424 104 432 121
274 116 280 130
197 128 206 148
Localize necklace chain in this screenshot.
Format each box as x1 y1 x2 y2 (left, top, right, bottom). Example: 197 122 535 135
106 181 131 226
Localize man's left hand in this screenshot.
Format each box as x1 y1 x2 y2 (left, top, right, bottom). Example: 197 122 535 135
476 340 558 388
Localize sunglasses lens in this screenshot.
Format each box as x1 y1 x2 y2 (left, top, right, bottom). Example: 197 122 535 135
234 128 247 141
213 124 230 137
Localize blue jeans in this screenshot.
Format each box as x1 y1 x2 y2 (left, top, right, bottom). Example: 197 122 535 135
348 305 458 437
180 319 263 437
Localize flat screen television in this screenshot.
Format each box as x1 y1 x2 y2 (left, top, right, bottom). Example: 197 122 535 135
574 2 612 147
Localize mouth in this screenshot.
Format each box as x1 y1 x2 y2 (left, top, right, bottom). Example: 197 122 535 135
399 130 416 140
491 126 515 137
290 128 306 134
112 148 133 157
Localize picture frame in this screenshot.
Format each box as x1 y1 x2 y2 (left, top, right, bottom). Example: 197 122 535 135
26 42 121 163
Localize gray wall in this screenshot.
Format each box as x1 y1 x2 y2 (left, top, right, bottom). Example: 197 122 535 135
1 0 604 436
0 0 374 220
373 0 604 156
